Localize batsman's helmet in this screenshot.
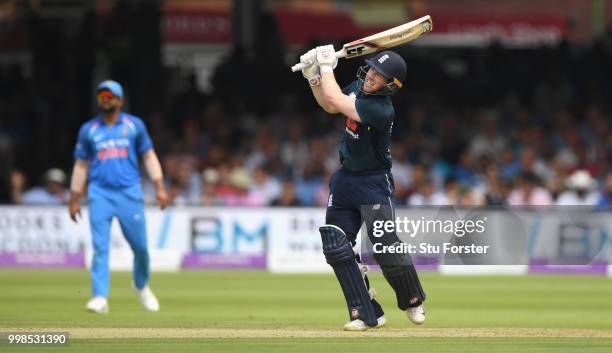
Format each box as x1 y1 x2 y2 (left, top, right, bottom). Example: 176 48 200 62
358 51 406 95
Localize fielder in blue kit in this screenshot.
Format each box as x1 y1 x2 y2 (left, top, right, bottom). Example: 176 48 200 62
69 80 168 314
300 47 426 331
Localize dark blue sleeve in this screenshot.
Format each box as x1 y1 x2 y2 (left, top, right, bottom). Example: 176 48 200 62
73 124 91 160
342 81 358 95
355 98 394 130
135 118 153 155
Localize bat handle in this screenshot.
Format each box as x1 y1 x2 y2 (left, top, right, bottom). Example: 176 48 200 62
290 50 346 72
290 62 308 72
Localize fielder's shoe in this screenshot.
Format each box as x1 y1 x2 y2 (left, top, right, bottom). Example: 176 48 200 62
134 285 160 312
85 296 109 314
406 304 425 325
343 316 387 331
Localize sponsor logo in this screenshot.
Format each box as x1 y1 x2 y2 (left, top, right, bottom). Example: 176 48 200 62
346 44 367 57
327 194 333 208
97 148 128 160
345 128 359 139
351 308 360 319
345 118 360 139
346 118 359 132
389 28 414 41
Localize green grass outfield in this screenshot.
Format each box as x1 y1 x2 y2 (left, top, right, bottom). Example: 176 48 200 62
1 270 611 352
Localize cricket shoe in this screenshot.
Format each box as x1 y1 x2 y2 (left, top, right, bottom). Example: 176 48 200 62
85 296 109 314
343 316 387 331
375 315 387 328
134 285 160 312
406 304 425 325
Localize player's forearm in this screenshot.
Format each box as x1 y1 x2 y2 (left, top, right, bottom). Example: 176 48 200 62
320 72 361 122
310 85 336 113
320 72 344 110
143 150 164 182
70 159 89 198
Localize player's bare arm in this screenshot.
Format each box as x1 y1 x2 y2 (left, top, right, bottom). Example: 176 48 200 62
320 71 360 122
310 83 337 113
68 158 89 222
142 149 169 209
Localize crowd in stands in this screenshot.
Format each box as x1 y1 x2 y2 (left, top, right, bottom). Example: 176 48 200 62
2 23 612 209
5 102 612 208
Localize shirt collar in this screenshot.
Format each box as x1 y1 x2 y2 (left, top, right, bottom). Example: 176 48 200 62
96 112 123 127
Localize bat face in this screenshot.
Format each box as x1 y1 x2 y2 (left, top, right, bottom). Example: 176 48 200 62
343 15 433 59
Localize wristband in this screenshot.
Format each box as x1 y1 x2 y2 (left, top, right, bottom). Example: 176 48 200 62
320 65 333 74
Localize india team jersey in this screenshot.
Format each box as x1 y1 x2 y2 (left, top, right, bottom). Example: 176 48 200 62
339 80 395 173
74 113 152 189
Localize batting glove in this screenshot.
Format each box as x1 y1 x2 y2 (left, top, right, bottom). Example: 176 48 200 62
300 49 320 86
316 45 338 73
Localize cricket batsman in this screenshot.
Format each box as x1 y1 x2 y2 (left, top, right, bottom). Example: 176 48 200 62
300 46 426 330
69 80 168 313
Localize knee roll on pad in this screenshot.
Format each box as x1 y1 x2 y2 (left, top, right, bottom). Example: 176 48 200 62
379 243 426 310
320 225 378 327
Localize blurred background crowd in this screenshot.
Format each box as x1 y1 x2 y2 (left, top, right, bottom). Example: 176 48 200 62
1 0 612 208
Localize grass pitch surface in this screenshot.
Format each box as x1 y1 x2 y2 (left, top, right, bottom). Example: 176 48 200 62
1 270 611 352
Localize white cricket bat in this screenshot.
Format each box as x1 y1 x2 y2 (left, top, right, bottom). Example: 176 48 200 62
291 15 433 72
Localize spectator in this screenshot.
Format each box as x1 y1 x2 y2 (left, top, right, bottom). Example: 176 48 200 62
2 169 27 204
482 165 507 206
458 185 485 206
295 159 325 206
314 170 333 207
21 168 69 205
223 168 265 206
407 178 449 206
556 170 599 206
164 158 202 206
453 149 478 186
405 163 428 198
443 176 461 206
272 181 302 207
391 142 413 203
469 111 506 159
596 173 612 209
499 148 520 181
280 123 309 177
250 166 282 205
7 169 27 204
519 148 553 182
507 172 553 206
201 168 223 206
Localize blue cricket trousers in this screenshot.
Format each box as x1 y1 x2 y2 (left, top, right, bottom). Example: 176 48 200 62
87 183 150 297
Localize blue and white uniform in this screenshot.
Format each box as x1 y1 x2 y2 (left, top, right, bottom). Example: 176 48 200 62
74 113 153 297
